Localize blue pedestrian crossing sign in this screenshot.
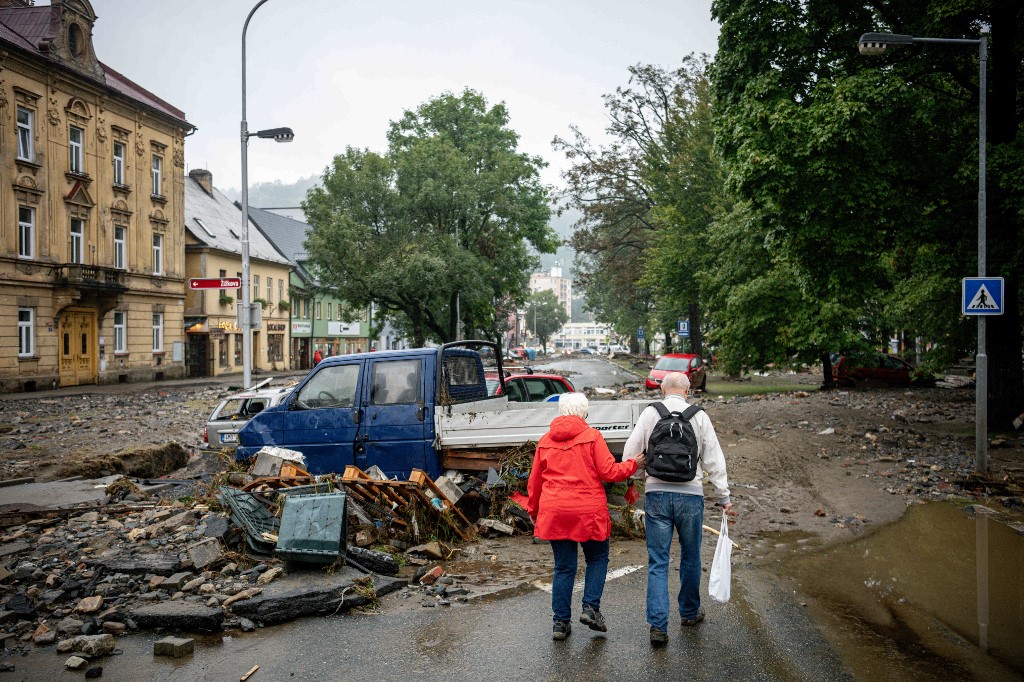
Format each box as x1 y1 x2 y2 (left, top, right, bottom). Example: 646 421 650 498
962 277 1004 316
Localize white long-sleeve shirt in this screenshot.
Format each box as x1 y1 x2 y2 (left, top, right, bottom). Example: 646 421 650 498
623 394 730 505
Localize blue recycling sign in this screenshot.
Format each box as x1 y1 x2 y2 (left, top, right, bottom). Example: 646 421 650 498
677 320 690 338
962 277 1004 316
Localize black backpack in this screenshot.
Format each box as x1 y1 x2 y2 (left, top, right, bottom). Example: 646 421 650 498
645 402 703 482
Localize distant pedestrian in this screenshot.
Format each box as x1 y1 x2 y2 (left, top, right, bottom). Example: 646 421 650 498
313 349 322 365
623 371 733 646
527 393 646 640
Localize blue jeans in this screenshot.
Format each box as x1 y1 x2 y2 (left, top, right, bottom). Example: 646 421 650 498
549 539 610 623
644 492 704 630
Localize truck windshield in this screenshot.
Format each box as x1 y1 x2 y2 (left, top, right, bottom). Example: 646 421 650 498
295 364 359 408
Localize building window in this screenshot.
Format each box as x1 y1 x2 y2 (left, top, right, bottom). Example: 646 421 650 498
113 311 126 353
113 142 125 185
219 336 229 368
303 298 310 319
327 302 333 320
152 313 164 351
70 219 84 264
152 234 163 275
151 155 163 196
253 275 260 300
233 334 242 366
316 301 322 320
278 280 284 306
268 334 283 362
18 206 34 259
114 226 126 269
267 278 273 304
219 269 227 296
68 23 83 57
18 308 35 357
16 107 34 161
69 125 84 173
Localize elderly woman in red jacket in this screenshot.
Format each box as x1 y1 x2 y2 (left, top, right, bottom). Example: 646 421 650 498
527 392 646 640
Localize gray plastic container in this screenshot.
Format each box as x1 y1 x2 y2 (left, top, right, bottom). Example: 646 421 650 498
275 492 348 564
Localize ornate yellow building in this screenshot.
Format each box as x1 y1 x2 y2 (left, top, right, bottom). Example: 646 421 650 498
0 0 194 391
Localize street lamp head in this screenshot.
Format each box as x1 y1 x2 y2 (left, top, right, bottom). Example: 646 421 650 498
255 126 295 142
858 32 915 56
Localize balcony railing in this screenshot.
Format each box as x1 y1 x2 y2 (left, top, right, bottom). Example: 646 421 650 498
52 264 128 291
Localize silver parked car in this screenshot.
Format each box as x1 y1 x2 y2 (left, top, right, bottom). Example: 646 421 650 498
203 381 294 451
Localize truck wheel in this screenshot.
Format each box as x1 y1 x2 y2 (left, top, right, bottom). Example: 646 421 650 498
346 546 399 576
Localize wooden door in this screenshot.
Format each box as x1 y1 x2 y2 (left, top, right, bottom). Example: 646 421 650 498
59 310 97 387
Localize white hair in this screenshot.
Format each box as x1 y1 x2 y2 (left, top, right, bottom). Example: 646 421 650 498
661 371 690 395
558 392 589 418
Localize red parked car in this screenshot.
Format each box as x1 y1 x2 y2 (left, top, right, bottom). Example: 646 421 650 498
485 371 575 402
830 353 914 387
645 353 707 391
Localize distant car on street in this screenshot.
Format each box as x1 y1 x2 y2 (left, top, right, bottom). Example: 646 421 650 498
645 353 707 391
830 353 914 387
575 347 599 355
203 382 295 451
485 370 575 402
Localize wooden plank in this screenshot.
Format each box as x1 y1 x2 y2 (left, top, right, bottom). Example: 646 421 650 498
441 449 500 471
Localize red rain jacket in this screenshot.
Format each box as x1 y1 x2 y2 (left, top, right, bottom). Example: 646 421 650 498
527 415 638 542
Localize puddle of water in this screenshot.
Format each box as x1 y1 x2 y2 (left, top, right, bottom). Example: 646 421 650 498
780 501 1024 679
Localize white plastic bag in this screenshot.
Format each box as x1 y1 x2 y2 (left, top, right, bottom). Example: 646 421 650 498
708 514 733 603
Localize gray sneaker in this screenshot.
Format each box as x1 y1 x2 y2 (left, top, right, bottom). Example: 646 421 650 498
650 627 668 646
580 605 607 632
553 620 572 640
680 609 705 626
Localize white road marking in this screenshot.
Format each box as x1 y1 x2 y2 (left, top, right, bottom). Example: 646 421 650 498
532 564 644 593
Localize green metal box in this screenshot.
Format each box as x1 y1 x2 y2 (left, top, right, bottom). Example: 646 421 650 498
275 492 348 564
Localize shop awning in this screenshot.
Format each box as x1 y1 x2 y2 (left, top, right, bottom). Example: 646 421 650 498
184 317 208 333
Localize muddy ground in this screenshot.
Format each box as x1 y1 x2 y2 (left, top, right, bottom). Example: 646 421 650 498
2 366 1021 552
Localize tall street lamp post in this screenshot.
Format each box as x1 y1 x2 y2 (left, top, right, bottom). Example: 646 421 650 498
858 31 989 471
241 0 293 389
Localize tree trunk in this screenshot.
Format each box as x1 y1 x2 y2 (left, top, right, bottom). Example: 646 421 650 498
984 1 1024 430
664 331 673 354
688 302 703 356
412 309 425 348
820 352 834 390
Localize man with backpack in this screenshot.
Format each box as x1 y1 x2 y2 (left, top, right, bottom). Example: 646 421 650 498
622 371 733 646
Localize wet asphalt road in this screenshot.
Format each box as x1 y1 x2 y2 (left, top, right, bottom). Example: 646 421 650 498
10 555 850 681
532 356 644 392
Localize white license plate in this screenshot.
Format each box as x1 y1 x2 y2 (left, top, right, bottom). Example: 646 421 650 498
220 433 239 443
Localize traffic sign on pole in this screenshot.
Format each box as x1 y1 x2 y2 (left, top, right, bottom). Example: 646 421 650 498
677 320 690 338
189 277 242 290
637 327 645 341
962 277 1004 315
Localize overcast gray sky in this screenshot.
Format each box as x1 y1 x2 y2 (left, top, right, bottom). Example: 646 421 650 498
87 0 719 194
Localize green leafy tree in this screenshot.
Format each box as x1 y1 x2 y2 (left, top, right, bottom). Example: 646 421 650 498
555 59 717 355
710 0 1024 407
525 290 570 353
303 90 558 346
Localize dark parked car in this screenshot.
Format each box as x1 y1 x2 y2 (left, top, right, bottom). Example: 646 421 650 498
645 353 707 391
830 353 913 387
485 371 575 402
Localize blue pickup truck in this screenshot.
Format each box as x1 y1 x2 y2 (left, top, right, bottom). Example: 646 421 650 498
236 342 506 479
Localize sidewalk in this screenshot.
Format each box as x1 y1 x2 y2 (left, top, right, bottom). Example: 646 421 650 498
0 368 310 402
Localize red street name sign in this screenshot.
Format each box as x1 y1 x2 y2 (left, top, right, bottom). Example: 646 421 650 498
189 277 241 290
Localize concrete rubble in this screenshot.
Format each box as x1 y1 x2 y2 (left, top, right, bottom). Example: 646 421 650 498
0 444 547 670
